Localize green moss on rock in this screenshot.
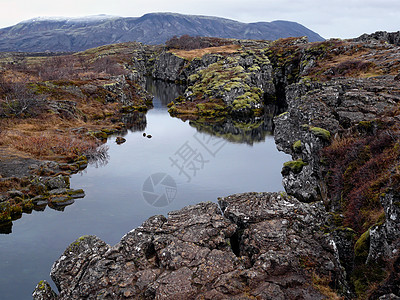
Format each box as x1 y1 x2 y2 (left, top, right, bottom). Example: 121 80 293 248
282 159 308 175
91 131 108 140
292 140 302 152
309 126 331 141
354 229 370 263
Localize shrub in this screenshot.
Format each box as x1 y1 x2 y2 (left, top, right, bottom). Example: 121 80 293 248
0 76 46 118
322 126 400 233
331 60 372 76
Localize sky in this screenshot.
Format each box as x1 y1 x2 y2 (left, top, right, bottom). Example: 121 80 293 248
0 0 399 39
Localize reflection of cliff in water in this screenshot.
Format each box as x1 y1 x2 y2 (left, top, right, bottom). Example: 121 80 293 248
189 106 281 145
145 77 185 107
120 111 147 132
189 104 284 145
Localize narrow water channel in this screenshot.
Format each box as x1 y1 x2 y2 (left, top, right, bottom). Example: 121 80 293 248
0 79 290 300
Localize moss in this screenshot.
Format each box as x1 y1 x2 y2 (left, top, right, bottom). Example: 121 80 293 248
75 155 88 164
232 89 262 111
196 102 228 116
282 159 308 174
354 229 370 264
358 120 373 131
292 140 302 152
101 128 116 135
248 65 261 72
91 131 108 140
67 235 91 252
22 200 34 212
68 189 85 196
188 73 200 83
9 204 23 216
120 105 148 113
0 211 11 223
223 81 245 92
309 126 331 141
37 280 46 291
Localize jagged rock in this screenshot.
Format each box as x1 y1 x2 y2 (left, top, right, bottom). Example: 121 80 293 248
152 51 187 82
354 31 400 46
274 77 400 202
368 191 400 263
34 193 348 299
32 280 57 300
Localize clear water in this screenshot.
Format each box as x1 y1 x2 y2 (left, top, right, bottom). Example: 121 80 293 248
0 79 290 300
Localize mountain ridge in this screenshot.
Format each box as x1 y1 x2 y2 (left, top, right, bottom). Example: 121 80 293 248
0 12 324 52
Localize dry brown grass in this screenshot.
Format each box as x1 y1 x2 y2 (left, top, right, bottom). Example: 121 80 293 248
170 45 241 60
0 112 109 161
312 272 344 300
2 130 100 161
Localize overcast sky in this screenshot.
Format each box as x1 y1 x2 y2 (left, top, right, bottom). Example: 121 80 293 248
0 0 399 39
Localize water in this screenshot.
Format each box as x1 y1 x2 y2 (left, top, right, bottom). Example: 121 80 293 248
0 79 290 300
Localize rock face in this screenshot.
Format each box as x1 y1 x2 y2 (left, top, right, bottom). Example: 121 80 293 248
368 191 400 264
33 193 347 299
274 77 400 203
155 43 276 118
354 31 400 46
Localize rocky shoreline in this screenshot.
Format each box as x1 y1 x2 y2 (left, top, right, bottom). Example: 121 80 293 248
33 192 349 299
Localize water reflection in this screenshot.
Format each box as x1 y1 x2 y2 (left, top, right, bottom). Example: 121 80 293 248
145 78 285 145
120 111 147 132
86 144 110 168
189 114 273 145
0 221 12 234
146 78 185 107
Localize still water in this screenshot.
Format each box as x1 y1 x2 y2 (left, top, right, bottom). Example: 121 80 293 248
0 80 290 299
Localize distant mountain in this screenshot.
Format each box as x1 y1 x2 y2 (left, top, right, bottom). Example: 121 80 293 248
0 13 324 52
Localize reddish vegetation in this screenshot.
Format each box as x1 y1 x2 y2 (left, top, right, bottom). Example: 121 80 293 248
322 121 400 233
